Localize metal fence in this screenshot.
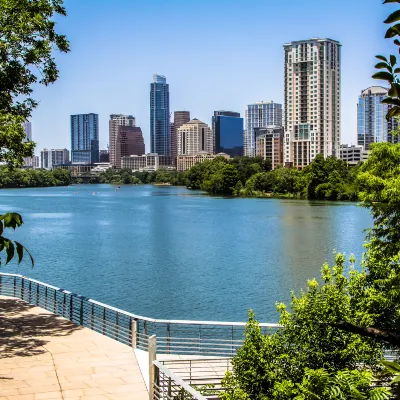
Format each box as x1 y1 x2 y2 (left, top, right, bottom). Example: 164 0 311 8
153 360 209 400
0 273 280 357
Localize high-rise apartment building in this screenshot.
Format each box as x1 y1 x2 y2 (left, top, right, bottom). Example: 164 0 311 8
177 119 213 155
357 86 398 149
254 126 284 169
40 148 70 169
115 126 145 169
150 74 170 155
284 38 341 168
23 121 32 142
109 114 135 167
71 113 99 164
121 153 175 171
171 111 190 158
245 102 282 156
177 153 230 172
213 111 244 157
23 156 39 169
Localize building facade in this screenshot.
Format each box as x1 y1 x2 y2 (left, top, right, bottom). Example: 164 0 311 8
254 126 284 169
99 150 110 163
171 111 190 158
339 144 363 165
284 38 341 168
245 102 282 157
177 119 213 155
121 153 175 171
177 152 230 172
23 121 32 142
23 156 39 168
150 74 170 155
357 86 398 150
109 114 135 167
40 148 70 169
115 126 145 169
71 113 99 164
213 111 243 157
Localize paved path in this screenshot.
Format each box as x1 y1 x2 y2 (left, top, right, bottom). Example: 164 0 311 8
0 296 148 400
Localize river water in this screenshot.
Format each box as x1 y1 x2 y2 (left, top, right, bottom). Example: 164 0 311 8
0 184 371 323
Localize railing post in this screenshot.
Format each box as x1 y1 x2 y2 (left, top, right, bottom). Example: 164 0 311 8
54 290 57 313
69 295 73 321
167 322 170 354
91 303 94 329
14 276 17 297
36 283 39 306
79 298 84 326
131 319 138 349
149 335 157 400
45 286 48 309
29 280 32 303
0 274 2 295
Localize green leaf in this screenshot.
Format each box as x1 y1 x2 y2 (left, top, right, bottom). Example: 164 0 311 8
386 106 400 120
14 241 24 264
385 24 400 38
391 54 397 66
388 83 400 97
0 212 23 229
384 0 400 3
4 240 14 264
395 68 400 73
384 10 400 24
372 71 394 82
382 360 400 373
376 55 388 62
375 62 390 69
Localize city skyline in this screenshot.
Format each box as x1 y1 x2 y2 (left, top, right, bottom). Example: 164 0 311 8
28 0 396 154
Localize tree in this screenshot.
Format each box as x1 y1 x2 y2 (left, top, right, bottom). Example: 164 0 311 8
0 0 69 265
221 255 385 400
202 164 239 195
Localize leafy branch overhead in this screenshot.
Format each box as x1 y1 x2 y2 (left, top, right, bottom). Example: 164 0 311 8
373 0 400 119
0 212 33 266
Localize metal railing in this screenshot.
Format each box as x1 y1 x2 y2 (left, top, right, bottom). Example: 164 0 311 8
153 360 208 400
0 273 280 357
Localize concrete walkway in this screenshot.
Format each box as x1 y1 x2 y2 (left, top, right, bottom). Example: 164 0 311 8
0 296 148 400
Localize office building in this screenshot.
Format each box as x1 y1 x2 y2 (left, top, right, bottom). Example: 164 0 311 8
23 156 39 169
71 113 99 164
109 114 135 167
115 126 145 169
254 126 284 169
339 144 363 165
171 111 190 158
23 121 32 142
284 38 341 168
150 74 170 155
177 119 213 155
99 150 110 163
122 154 175 171
357 86 398 150
177 152 230 172
213 111 244 157
40 148 70 169
245 102 282 156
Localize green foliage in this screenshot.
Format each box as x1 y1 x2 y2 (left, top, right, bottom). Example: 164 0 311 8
221 254 385 400
0 166 72 188
0 0 69 118
202 164 239 195
0 212 33 266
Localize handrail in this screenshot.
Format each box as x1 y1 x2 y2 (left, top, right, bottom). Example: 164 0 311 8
0 272 281 357
153 360 208 400
0 273 279 328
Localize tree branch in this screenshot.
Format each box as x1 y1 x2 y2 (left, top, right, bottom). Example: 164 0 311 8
333 322 400 347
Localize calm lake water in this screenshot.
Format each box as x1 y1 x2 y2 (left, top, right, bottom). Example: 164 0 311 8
0 184 371 323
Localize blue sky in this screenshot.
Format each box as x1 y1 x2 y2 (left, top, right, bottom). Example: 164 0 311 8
30 0 397 153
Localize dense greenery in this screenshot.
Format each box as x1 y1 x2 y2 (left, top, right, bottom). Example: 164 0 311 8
0 167 72 188
0 0 69 265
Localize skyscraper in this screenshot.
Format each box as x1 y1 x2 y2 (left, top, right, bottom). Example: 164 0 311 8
284 38 341 168
71 113 99 164
171 111 190 158
150 74 170 155
40 148 70 169
213 111 244 157
115 126 145 169
357 86 398 149
245 102 282 156
177 119 213 155
23 121 32 142
109 114 136 167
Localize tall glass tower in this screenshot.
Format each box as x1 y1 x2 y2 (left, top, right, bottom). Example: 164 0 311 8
71 113 99 164
357 86 398 150
150 74 170 155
